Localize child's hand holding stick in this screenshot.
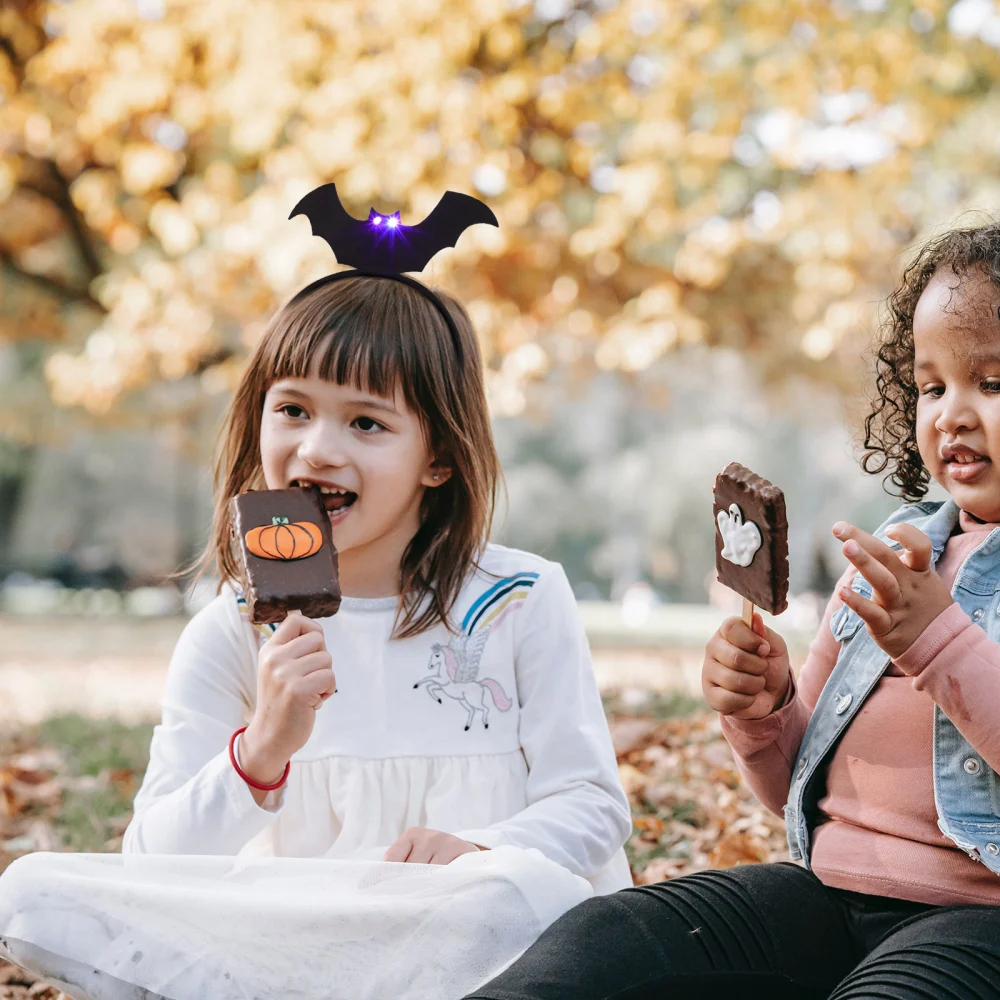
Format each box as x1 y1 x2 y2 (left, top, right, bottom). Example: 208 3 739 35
239 612 336 803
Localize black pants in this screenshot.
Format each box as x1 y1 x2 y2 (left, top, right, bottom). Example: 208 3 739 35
465 863 1000 1000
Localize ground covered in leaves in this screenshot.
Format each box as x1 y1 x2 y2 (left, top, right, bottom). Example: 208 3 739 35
0 699 788 998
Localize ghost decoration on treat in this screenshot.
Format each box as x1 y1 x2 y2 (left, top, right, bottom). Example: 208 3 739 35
717 503 762 567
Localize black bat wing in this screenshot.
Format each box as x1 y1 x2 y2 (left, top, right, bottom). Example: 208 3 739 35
390 192 499 272
290 184 498 274
289 183 371 268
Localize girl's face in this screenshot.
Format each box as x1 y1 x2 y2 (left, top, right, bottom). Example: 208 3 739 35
914 270 1000 521
259 365 448 594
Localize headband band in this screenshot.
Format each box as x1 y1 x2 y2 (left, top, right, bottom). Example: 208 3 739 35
289 269 465 363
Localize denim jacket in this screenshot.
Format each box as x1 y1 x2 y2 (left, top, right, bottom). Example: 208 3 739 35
785 498 1000 875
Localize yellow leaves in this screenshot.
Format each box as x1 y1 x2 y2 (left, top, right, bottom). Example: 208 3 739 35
148 199 198 255
139 23 187 71
622 118 684 159
5 0 1000 417
596 319 679 373
708 830 769 869
0 189 63 248
932 51 974 92
794 260 855 297
614 162 666 217
634 282 681 322
673 217 742 290
573 21 604 61
0 160 17 205
120 143 183 196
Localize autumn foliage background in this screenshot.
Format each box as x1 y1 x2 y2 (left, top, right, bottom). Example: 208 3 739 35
8 0 1000 599
3 1 1000 994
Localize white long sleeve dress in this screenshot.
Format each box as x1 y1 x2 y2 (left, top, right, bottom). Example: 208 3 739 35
0 545 632 1000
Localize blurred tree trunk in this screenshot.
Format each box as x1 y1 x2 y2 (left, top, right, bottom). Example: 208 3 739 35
0 442 35 575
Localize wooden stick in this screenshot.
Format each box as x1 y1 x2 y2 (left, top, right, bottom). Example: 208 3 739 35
742 597 754 628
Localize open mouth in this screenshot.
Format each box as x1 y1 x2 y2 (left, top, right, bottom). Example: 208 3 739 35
292 480 358 520
945 454 991 483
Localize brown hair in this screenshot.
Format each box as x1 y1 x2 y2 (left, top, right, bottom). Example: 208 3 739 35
202 276 500 638
863 221 1000 500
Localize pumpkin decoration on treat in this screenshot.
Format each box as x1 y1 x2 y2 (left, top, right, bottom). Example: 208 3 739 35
245 516 323 561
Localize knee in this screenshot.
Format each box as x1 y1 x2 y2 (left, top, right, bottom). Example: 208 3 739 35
0 853 62 919
1 852 50 895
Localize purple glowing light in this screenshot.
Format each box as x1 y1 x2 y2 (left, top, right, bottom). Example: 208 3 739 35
372 216 383 225
387 217 398 228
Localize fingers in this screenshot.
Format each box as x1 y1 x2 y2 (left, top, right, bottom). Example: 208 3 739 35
885 523 934 572
833 523 903 606
838 585 893 636
279 630 328 661
719 616 771 658
703 656 767 697
704 686 757 715
407 843 435 865
291 652 335 689
259 630 329 680
832 522 903 571
708 629 770 676
755 615 788 656
841 539 902 605
270 611 323 643
383 834 413 863
382 830 471 865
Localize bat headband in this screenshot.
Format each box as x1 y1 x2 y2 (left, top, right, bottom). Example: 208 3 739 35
288 183 499 361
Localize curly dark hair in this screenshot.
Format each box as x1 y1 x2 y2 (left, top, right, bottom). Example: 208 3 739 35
863 221 1000 500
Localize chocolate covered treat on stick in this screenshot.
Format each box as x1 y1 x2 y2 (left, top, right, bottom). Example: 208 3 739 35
230 485 341 625
713 462 789 625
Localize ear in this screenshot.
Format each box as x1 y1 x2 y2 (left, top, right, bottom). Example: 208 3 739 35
421 459 452 488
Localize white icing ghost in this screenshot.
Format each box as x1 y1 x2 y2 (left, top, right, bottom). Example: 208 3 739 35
717 503 762 567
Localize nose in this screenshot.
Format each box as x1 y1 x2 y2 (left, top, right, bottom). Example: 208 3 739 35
935 387 980 437
297 419 348 471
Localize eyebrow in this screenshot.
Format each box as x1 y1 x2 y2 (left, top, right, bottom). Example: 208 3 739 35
269 384 399 414
914 353 1000 374
964 352 1000 366
345 396 399 414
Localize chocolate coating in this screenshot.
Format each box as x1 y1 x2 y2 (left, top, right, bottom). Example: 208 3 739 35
713 462 789 615
230 486 341 624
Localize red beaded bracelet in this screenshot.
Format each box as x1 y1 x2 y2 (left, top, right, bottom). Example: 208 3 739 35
228 726 290 791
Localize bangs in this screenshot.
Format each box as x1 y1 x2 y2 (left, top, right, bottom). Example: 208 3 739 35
262 276 455 416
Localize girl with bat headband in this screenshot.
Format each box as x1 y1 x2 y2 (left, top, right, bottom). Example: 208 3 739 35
0 185 630 1000
467 226 1000 998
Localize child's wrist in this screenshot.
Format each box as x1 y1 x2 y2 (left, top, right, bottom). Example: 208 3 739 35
236 727 290 787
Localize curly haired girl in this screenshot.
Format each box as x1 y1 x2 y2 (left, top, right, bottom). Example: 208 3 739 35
469 222 1000 1000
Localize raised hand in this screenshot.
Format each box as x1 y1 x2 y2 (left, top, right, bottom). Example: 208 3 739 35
832 521 954 660
239 612 336 789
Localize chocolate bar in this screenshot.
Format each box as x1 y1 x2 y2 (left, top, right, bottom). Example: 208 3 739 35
230 486 341 624
713 462 789 615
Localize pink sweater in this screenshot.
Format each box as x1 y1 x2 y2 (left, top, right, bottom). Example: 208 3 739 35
722 511 1000 906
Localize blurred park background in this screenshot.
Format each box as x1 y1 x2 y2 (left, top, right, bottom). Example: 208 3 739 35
14 0 997 622
3 5 1000 982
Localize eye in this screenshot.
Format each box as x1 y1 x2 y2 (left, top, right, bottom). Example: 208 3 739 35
919 385 944 398
982 380 1000 393
353 415 385 433
277 403 307 419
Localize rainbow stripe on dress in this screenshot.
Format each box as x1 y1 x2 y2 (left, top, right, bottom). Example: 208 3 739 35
461 572 539 634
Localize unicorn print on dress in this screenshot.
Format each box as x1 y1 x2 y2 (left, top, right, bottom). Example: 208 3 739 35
414 571 539 730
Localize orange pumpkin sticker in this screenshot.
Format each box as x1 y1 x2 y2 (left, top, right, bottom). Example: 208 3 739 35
245 516 323 561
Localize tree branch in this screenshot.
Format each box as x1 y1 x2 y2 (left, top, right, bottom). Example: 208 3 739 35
21 161 105 282
0 248 106 312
